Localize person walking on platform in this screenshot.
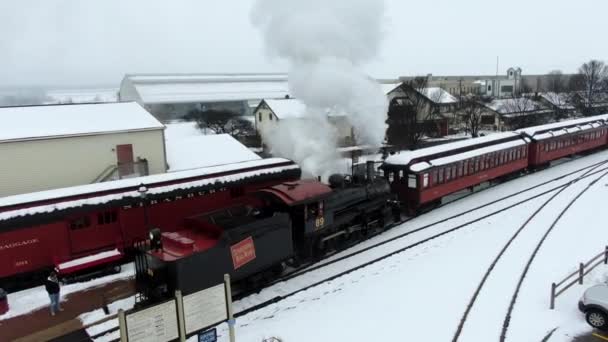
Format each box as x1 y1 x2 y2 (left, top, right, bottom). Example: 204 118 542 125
44 271 62 316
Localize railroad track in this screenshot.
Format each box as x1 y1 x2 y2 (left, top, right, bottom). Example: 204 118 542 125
451 159 608 342
85 154 608 340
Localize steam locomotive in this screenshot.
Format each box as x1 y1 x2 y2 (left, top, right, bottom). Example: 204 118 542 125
136 162 399 298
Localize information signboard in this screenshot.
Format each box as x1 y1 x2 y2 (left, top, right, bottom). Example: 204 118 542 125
198 328 217 342
184 283 228 334
125 300 179 342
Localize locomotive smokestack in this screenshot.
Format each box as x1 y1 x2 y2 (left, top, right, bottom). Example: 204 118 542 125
366 161 375 182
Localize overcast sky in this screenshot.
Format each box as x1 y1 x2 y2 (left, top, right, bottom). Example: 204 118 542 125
1 0 606 88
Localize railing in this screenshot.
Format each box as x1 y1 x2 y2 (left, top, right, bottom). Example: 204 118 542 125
550 246 608 309
92 160 149 183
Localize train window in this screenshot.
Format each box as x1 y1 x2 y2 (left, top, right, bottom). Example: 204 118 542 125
389 172 395 182
431 171 437 185
445 168 452 181
452 166 457 179
98 211 118 225
463 161 468 176
423 174 429 188
408 174 417 189
70 216 91 230
474 159 479 172
457 163 463 177
522 147 527 157
438 169 444 183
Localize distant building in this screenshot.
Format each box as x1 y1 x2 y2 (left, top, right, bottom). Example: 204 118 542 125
254 98 354 147
0 102 166 196
385 83 458 136
483 98 553 130
118 73 290 122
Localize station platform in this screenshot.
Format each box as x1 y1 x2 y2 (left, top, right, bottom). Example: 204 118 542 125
0 278 133 342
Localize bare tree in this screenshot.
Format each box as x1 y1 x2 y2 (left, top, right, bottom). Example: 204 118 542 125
575 60 608 116
501 96 545 129
184 109 255 138
458 96 485 137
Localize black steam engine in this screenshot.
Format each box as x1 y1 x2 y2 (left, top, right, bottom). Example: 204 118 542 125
136 161 399 300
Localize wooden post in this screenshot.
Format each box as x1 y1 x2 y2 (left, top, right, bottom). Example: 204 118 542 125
224 274 236 342
118 309 127 342
550 283 556 310
175 290 186 342
579 263 584 285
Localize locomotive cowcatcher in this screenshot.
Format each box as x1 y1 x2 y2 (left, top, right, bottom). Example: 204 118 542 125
136 162 400 300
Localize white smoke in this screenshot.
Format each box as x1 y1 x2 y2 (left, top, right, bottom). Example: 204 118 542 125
251 0 388 177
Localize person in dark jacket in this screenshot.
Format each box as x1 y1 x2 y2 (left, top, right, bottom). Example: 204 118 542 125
44 271 62 316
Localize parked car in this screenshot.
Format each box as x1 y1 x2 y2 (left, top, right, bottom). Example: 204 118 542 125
579 284 608 330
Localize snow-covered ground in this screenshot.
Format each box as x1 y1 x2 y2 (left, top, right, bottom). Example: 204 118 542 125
203 150 608 342
0 263 134 321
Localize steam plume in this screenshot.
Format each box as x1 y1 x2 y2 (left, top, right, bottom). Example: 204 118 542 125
251 0 388 178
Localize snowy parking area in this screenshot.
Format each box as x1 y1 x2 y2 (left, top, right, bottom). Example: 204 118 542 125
207 151 608 342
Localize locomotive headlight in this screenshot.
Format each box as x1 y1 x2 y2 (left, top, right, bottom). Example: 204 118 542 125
149 228 162 251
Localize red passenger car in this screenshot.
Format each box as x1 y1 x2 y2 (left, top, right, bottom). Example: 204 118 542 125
381 133 529 214
0 158 300 290
518 115 608 167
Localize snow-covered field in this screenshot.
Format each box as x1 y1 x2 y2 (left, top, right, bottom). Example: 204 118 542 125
201 151 608 342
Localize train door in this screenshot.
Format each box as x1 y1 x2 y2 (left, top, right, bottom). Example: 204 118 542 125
67 210 123 255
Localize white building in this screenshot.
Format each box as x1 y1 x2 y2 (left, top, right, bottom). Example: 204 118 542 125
118 73 290 121
254 98 354 147
0 102 166 196
476 67 523 98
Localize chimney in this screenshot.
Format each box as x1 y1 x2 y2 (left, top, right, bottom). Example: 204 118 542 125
366 161 375 182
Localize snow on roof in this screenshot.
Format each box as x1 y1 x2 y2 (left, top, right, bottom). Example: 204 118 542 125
0 102 163 143
164 122 261 172
133 81 290 104
123 74 290 104
384 132 521 166
418 87 458 104
381 83 402 95
486 98 541 114
126 73 288 83
539 92 574 109
410 139 527 172
264 99 308 119
517 114 608 136
0 158 297 220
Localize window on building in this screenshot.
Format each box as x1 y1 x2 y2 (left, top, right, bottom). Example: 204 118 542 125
269 113 273 121
501 85 514 93
98 211 118 225
488 85 492 92
259 112 262 122
70 216 91 230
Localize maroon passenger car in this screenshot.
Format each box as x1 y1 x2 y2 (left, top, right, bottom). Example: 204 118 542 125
518 115 608 167
381 133 529 214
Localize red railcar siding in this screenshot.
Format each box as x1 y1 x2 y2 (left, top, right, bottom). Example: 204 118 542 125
418 159 528 204
530 128 608 166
